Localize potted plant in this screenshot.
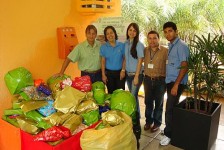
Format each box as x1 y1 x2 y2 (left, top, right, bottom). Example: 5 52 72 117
171 33 224 150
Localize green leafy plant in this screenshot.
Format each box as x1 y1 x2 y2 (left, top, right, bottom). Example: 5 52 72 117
186 33 224 113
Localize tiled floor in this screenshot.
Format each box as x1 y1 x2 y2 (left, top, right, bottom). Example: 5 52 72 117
138 94 224 150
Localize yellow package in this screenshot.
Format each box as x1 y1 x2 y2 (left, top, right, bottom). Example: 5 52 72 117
80 112 137 150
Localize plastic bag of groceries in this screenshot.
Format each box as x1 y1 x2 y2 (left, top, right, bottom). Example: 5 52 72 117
4 67 34 94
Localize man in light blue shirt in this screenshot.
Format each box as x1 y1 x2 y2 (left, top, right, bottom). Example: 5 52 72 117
165 38 189 85
160 22 190 146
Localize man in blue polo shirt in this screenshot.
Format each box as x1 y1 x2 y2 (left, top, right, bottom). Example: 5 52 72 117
160 22 190 146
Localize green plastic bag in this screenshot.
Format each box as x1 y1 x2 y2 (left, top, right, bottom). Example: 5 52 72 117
110 90 136 116
2 115 19 127
104 94 111 101
81 110 100 126
4 67 34 94
25 110 52 129
95 122 106 130
93 89 105 105
112 89 123 94
92 81 105 91
47 74 70 85
19 91 31 101
4 109 23 116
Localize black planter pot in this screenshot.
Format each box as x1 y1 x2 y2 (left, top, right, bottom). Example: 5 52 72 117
171 99 221 150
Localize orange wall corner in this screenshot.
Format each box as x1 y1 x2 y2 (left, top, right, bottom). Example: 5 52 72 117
0 0 121 116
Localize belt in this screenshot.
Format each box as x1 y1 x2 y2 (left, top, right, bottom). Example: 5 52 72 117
127 72 135 76
82 69 101 74
105 69 121 73
146 75 165 81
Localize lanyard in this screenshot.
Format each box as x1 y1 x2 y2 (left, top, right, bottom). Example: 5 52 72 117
168 39 180 56
150 48 159 62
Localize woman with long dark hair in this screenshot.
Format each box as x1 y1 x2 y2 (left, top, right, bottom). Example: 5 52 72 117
124 23 144 113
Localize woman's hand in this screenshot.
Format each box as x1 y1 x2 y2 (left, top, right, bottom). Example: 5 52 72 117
120 70 125 80
133 75 139 86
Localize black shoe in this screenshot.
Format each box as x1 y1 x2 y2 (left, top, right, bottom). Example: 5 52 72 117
151 124 160 132
144 124 152 131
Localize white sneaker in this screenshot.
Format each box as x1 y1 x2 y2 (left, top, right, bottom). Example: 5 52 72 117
160 135 171 146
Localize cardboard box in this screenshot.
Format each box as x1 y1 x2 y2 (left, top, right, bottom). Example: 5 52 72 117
0 119 21 150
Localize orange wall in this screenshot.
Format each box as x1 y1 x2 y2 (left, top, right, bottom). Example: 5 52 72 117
0 0 121 116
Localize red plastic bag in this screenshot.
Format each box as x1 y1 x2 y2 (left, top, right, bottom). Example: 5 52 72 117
57 126 71 139
33 126 71 142
34 79 44 87
71 76 92 92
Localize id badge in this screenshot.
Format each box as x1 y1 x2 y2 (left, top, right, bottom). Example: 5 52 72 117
148 63 154 69
166 60 168 64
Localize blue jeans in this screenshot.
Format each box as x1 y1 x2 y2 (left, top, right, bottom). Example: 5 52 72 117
144 75 166 126
126 74 143 114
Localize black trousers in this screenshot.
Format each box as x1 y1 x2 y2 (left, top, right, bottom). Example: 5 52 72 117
164 82 186 138
105 69 125 94
81 71 102 83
